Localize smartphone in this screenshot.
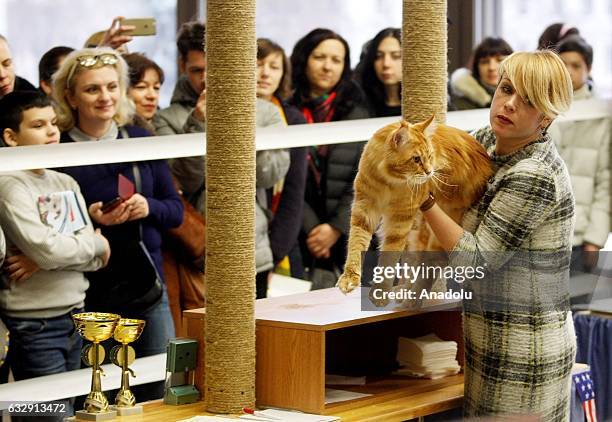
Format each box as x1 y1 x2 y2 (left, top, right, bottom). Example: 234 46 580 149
121 18 156 36
101 197 123 214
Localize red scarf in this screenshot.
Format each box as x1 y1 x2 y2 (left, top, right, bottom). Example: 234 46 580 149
301 91 337 124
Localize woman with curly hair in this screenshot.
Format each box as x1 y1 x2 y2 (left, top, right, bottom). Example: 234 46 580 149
356 27 402 117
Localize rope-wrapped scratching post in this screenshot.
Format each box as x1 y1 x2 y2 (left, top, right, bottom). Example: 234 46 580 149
402 0 448 124
205 0 256 413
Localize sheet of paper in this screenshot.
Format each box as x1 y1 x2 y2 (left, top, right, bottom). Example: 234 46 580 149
325 388 372 405
267 273 312 297
178 416 239 422
239 408 340 421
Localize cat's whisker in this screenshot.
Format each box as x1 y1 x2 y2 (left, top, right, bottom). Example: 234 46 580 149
432 171 458 187
431 177 453 200
435 172 451 185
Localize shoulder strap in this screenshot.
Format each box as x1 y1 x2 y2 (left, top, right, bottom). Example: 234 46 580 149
120 127 130 139
131 163 144 240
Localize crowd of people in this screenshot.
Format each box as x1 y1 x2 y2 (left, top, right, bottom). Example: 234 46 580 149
0 17 608 420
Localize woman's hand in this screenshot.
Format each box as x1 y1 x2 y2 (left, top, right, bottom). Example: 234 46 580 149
4 251 39 282
98 16 135 52
125 194 150 221
307 223 341 259
89 201 131 226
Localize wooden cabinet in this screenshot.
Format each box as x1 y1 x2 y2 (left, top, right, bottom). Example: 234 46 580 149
184 287 464 420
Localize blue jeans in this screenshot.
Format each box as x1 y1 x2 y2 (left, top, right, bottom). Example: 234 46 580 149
2 307 83 421
131 289 175 357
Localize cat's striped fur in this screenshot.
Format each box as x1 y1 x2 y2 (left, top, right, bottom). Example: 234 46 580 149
337 115 492 293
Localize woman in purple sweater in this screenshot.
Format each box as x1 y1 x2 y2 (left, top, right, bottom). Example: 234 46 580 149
52 48 182 399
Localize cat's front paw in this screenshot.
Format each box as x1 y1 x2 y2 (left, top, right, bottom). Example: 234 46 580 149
337 271 361 294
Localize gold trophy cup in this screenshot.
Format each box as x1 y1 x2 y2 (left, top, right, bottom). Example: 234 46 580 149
72 312 120 421
109 318 146 416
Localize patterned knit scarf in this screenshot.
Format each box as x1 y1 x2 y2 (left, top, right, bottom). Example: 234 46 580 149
300 91 337 124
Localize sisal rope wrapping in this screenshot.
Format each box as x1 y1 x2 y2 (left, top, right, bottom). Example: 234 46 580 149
402 0 448 124
204 0 256 413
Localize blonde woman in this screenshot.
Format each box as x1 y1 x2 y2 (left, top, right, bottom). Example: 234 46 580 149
422 51 576 420
52 47 182 400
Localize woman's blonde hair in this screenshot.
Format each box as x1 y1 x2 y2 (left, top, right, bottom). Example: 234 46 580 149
52 47 134 131
498 50 573 119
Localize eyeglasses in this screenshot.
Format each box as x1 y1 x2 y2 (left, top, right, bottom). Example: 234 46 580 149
67 53 120 88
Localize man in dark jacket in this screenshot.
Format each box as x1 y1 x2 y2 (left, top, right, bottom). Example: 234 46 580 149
0 35 36 99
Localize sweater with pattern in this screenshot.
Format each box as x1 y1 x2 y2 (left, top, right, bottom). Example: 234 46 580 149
449 126 576 420
0 170 106 318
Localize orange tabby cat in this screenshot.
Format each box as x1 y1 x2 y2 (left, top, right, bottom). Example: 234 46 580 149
337 115 492 294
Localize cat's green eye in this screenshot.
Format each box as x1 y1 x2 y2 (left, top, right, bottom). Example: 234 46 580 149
413 156 421 164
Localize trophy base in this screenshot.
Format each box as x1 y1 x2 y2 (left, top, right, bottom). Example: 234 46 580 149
71 409 117 421
110 404 143 416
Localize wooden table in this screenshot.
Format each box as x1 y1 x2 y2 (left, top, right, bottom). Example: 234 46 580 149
132 380 463 422
183 288 465 420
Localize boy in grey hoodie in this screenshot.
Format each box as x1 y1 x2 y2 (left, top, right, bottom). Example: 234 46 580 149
0 92 110 418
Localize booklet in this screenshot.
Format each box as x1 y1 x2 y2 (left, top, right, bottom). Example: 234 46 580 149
38 190 87 235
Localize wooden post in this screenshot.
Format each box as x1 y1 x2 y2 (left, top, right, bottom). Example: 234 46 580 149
204 0 257 413
402 0 448 124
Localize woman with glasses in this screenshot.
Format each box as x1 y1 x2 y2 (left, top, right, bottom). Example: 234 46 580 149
52 47 183 399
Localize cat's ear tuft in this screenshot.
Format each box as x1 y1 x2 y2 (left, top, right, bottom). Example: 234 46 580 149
420 114 438 140
392 126 410 149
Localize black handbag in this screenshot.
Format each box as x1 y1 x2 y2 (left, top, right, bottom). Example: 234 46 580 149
85 164 163 316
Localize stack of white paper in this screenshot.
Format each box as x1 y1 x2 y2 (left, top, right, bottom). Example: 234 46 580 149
395 333 461 379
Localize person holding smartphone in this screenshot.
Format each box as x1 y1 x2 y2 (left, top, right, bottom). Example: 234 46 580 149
52 47 183 401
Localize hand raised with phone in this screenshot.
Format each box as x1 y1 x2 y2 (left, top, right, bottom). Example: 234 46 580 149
98 16 156 52
98 16 135 52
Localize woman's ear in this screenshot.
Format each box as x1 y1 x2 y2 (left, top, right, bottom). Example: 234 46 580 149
66 90 77 110
3 128 19 147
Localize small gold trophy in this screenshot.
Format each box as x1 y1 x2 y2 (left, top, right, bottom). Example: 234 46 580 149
109 318 146 416
72 312 120 421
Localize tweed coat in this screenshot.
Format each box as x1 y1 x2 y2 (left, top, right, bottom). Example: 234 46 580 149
450 126 576 421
